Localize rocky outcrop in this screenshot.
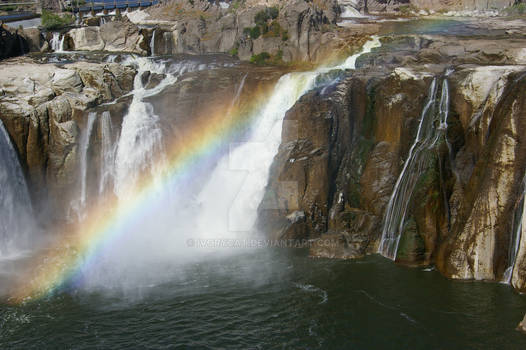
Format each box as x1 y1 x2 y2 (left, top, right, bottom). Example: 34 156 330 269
340 0 517 14
41 0 61 11
0 55 286 225
136 0 352 63
65 21 148 54
0 57 136 223
259 32 526 293
0 25 29 60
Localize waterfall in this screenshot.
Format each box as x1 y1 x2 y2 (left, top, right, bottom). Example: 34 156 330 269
99 111 117 195
503 177 526 283
70 112 97 220
0 120 35 256
114 58 179 199
79 38 382 290
150 29 156 56
50 33 65 53
378 77 451 260
163 32 173 55
341 5 365 17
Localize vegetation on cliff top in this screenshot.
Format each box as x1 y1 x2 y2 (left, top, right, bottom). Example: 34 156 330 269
41 10 75 30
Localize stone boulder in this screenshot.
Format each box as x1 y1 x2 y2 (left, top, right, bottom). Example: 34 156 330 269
65 21 147 54
0 25 28 60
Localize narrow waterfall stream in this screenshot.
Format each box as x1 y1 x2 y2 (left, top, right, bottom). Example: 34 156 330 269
50 33 65 53
378 76 451 260
150 29 156 56
0 121 35 256
70 112 97 220
504 176 526 283
99 111 117 195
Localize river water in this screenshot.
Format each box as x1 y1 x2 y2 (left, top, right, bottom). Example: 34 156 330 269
1 250 526 349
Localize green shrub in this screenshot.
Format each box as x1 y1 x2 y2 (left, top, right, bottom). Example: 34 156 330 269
250 52 271 65
243 26 261 39
231 0 245 11
281 30 289 41
254 10 269 25
267 20 281 37
268 6 279 19
229 47 238 56
506 3 526 15
398 4 414 15
254 6 279 25
249 26 261 39
42 9 74 30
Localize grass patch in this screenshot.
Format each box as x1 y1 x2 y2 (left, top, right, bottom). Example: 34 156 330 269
398 4 417 15
229 46 238 57
504 3 526 15
41 9 75 30
250 52 271 65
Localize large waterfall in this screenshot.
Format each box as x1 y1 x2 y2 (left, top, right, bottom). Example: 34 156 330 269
0 120 35 256
75 38 382 291
378 77 450 260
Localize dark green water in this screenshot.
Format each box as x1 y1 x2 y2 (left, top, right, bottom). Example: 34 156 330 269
1 249 526 349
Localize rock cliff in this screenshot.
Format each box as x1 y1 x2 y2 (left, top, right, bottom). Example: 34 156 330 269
340 0 519 14
0 57 136 224
258 33 526 297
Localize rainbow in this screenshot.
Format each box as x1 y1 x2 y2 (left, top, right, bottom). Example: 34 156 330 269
10 75 279 303
10 34 381 302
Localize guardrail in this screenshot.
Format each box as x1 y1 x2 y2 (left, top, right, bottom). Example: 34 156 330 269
69 0 158 13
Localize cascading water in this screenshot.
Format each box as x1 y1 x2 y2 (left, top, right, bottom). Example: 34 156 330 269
77 38 382 291
341 5 365 18
503 176 526 283
99 111 117 195
163 32 173 55
113 58 178 200
150 29 156 56
339 0 366 18
70 112 97 220
378 76 451 260
50 32 65 53
0 120 35 256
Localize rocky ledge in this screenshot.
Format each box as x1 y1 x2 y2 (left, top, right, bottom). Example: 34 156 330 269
257 32 526 297
0 57 136 221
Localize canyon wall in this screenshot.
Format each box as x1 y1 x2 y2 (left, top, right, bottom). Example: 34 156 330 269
340 0 519 13
58 0 368 64
258 34 526 292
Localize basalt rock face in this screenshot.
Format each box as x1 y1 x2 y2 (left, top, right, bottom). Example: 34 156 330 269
65 20 148 55
340 0 516 13
0 55 284 226
0 25 29 60
259 34 526 293
139 0 355 63
0 57 136 224
144 62 285 144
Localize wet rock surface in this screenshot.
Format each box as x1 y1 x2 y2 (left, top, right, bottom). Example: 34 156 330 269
0 56 136 223
256 21 526 300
